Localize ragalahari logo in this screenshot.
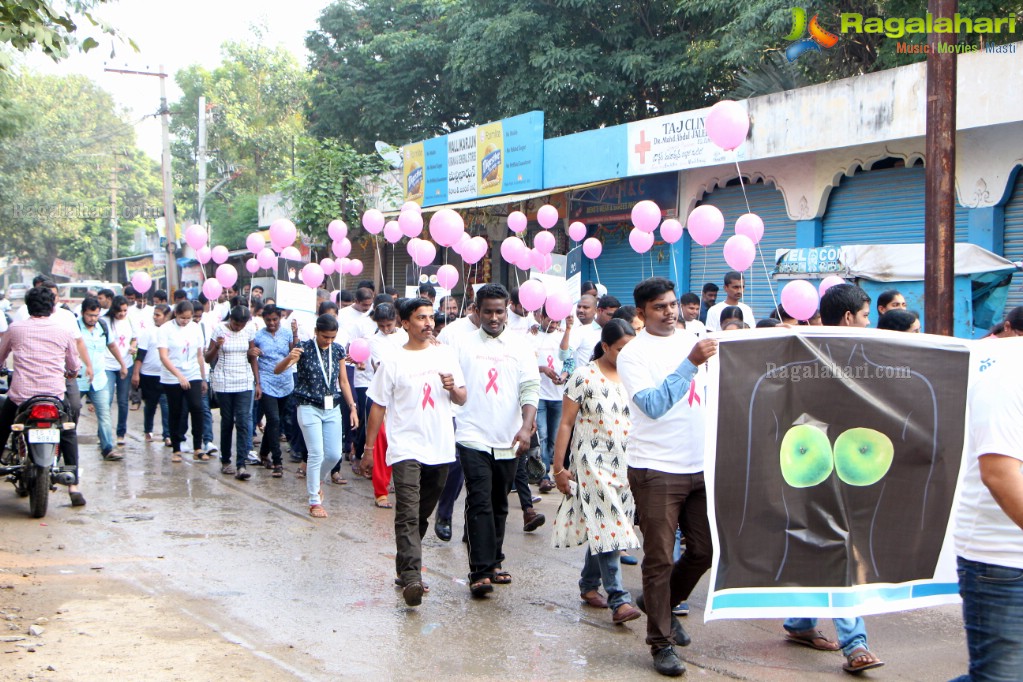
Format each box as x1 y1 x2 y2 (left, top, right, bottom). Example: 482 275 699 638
785 8 840 61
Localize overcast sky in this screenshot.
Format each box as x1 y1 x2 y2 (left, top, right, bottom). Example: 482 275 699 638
20 0 331 159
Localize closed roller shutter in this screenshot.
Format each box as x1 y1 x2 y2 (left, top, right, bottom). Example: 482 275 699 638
822 165 969 246
1002 170 1023 314
687 181 794 321
583 223 675 305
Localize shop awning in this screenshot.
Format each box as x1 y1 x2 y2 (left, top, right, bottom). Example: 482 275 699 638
384 180 616 216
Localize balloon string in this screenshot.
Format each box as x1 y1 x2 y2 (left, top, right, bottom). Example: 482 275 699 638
592 259 601 285
735 158 780 316
671 246 679 287
701 246 708 285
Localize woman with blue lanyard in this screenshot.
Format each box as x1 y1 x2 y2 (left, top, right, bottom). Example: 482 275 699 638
252 304 295 478
275 313 358 518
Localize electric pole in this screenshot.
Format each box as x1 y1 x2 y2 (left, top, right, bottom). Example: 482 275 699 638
110 165 118 260
197 95 208 235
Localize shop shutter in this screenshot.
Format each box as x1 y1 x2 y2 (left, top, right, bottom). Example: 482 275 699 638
583 223 675 305
822 165 969 246
1002 170 1023 314
687 181 795 321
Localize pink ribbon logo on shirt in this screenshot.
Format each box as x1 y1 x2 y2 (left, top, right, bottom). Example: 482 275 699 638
687 380 701 407
546 355 555 370
183 343 190 357
119 335 126 346
422 383 435 410
486 367 499 394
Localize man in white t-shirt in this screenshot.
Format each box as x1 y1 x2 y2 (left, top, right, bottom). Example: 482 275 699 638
366 297 466 607
617 277 716 678
506 289 533 335
448 284 539 598
704 271 754 331
953 342 1023 681
570 294 601 368
678 292 707 338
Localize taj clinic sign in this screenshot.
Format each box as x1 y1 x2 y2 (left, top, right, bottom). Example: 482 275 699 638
626 103 749 177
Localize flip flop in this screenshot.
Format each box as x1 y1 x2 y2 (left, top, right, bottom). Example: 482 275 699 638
69 491 87 507
785 629 841 651
843 647 885 674
375 496 393 509
492 571 512 585
469 578 493 598
331 472 348 485
309 504 328 518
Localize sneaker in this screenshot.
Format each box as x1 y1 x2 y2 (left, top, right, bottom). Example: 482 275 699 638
221 463 236 475
246 451 260 465
531 495 542 504
652 646 685 677
672 601 690 616
144 432 153 442
164 437 173 447
205 443 219 455
234 467 251 481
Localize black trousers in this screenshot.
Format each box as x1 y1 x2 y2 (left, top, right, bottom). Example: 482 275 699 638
258 394 288 465
163 380 204 452
459 445 518 583
392 460 449 585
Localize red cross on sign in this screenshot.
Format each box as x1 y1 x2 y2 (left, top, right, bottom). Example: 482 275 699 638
634 130 652 164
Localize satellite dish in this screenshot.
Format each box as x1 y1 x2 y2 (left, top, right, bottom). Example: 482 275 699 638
375 141 403 169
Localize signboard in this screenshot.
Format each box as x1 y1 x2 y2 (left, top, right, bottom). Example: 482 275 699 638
125 254 166 280
569 174 679 225
51 257 77 279
404 264 451 301
626 103 749 177
275 259 316 313
258 192 295 228
774 246 847 277
529 247 581 303
403 111 545 207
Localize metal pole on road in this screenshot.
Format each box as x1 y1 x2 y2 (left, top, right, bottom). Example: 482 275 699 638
925 0 957 336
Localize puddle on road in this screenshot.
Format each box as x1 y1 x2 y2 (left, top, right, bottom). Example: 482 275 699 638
163 531 233 539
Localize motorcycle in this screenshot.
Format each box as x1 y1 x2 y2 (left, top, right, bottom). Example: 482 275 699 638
0 387 77 518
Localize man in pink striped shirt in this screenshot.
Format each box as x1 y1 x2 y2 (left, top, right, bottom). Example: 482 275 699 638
0 286 83 505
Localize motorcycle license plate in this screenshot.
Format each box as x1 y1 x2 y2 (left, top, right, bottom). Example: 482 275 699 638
28 429 60 444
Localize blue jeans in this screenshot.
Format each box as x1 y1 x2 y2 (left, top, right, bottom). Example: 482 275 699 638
297 404 342 506
106 369 131 438
201 381 214 444
952 556 1023 682
83 383 114 454
536 398 563 480
216 390 253 467
784 617 867 657
580 548 632 611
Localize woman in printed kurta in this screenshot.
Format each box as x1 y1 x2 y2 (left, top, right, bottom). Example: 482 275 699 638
550 319 642 624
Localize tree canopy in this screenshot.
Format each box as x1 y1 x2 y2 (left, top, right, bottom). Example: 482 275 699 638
0 0 134 71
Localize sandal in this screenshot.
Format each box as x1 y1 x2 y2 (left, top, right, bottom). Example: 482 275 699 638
309 504 328 518
469 578 493 598
171 452 183 463
785 629 840 651
375 496 393 509
193 450 210 462
843 647 884 674
331 471 348 485
492 571 512 585
164 437 173 447
296 465 306 478
272 465 283 478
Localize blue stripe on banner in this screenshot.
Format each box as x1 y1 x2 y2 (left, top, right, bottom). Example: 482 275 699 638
712 592 830 610
712 582 960 611
912 582 959 598
831 586 911 607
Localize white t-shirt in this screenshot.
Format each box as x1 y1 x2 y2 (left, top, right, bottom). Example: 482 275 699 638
507 308 532 335
367 345 465 467
127 305 154 333
617 328 705 473
533 327 568 402
683 319 707 338
157 320 206 384
13 305 81 339
137 325 165 376
450 328 541 449
355 328 408 388
104 316 136 371
705 301 755 331
338 305 370 342
437 315 479 345
955 353 1023 570
571 321 601 369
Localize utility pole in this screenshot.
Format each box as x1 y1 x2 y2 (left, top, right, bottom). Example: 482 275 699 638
109 165 119 260
197 95 208 235
103 64 179 291
924 0 957 336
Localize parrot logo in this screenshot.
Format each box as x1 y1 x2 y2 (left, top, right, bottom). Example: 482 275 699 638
784 8 840 61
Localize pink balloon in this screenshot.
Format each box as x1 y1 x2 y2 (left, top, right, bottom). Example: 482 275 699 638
781 280 820 321
406 238 421 257
196 246 212 264
537 205 559 229
514 247 534 270
348 259 364 276
256 248 276 270
281 246 301 261
631 200 661 233
462 236 489 265
336 258 351 275
399 210 424 238
723 234 756 272
215 263 238 288
401 201 421 215
411 240 437 267
706 100 750 151
348 337 371 363
130 271 152 294
269 219 297 250
501 236 526 264
507 211 527 233
301 263 324 289
818 275 847 298
327 219 347 242
687 205 725 246
660 219 684 244
320 257 335 276
184 224 208 250
202 278 223 300
568 221 587 241
362 209 385 235
429 208 465 247
331 238 352 259
452 232 472 255
211 245 230 265
529 249 553 273
544 291 573 322
534 231 556 255
246 232 265 254
582 238 603 260
735 213 765 245
436 264 459 289
383 221 403 244
518 280 547 312
629 228 655 254
245 257 260 274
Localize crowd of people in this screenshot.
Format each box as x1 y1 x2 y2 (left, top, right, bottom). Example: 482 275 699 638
0 269 1020 680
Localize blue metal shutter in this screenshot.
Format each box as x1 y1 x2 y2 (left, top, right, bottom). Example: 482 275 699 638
822 166 969 245
583 224 676 305
1002 170 1023 314
687 181 794 321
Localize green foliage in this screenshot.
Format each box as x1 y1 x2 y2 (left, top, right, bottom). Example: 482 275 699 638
283 139 391 237
0 0 135 71
205 192 259 250
0 70 161 276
